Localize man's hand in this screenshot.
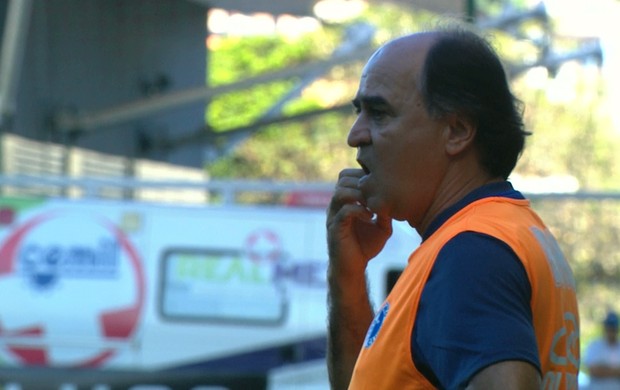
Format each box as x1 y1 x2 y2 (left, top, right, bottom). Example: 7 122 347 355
326 168 393 390
327 168 393 277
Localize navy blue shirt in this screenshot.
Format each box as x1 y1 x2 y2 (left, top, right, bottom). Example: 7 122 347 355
411 181 541 389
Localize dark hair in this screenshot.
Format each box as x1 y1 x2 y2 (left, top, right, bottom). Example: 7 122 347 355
419 28 529 180
604 311 619 328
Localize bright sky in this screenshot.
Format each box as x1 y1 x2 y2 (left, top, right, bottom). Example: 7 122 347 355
207 9 322 37
535 0 620 130
206 0 366 37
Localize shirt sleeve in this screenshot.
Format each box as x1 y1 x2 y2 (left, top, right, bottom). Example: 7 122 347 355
411 231 541 389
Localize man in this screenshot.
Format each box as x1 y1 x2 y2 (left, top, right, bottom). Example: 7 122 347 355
584 311 620 389
326 27 580 389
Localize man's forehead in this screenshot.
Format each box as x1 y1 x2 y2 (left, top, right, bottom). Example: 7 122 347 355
360 33 436 87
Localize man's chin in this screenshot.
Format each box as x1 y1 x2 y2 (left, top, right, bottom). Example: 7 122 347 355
364 197 388 218
367 200 407 223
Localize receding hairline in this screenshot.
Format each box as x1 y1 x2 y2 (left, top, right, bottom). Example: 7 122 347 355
378 26 492 68
362 31 442 92
378 31 441 59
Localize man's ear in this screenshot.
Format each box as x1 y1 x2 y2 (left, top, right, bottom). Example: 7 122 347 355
444 114 476 156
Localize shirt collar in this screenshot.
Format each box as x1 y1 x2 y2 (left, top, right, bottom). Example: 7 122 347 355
422 181 525 241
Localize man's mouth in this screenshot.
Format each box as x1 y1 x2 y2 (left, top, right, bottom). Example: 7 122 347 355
359 161 370 175
358 162 371 187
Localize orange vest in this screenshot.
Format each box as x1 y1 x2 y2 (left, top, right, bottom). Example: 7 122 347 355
349 197 580 389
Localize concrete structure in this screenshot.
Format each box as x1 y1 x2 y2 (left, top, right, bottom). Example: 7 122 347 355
0 0 209 168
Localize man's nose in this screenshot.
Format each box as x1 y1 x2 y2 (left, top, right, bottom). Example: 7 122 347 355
347 117 371 147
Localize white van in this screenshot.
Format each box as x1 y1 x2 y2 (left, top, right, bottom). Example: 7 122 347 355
0 194 420 389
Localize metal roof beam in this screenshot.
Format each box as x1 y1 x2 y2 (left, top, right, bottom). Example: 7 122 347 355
54 44 375 133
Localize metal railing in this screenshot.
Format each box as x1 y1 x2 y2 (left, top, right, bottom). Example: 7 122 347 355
2 173 620 205
0 174 335 205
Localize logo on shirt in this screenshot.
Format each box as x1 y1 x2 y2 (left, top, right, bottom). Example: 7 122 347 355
531 227 576 290
364 301 390 348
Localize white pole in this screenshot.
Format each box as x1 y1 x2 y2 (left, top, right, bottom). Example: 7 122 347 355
0 0 34 126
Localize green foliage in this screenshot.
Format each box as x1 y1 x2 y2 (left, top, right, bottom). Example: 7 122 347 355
206 34 328 132
357 3 436 43
205 27 360 181
534 199 620 285
208 111 357 181
532 197 620 349
208 35 331 85
513 74 620 190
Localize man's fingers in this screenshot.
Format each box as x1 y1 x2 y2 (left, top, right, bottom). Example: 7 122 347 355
374 214 393 235
330 202 373 227
338 168 364 180
330 169 365 208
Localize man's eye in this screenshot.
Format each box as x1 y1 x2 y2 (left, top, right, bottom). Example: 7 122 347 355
368 108 386 120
